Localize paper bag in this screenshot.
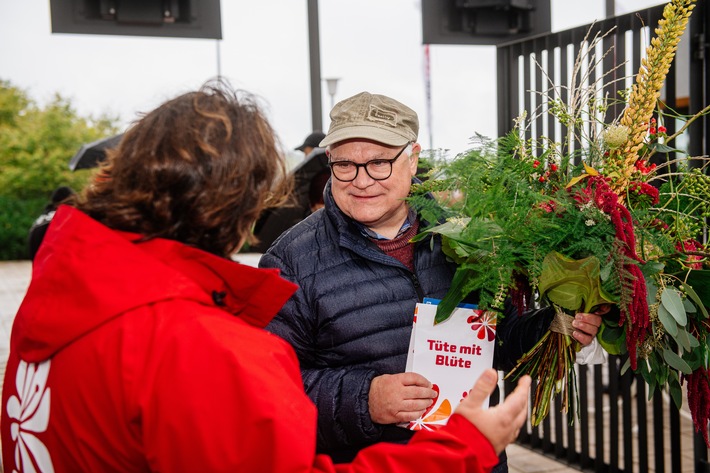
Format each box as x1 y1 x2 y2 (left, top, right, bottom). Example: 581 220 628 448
403 298 496 431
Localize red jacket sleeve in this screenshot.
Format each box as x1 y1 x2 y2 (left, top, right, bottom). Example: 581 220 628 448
142 311 497 473
321 415 499 473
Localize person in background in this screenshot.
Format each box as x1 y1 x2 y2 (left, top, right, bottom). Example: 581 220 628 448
308 168 331 212
1 81 532 473
260 91 606 470
27 185 76 260
296 130 327 159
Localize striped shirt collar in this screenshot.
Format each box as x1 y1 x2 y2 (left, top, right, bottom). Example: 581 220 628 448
356 206 418 241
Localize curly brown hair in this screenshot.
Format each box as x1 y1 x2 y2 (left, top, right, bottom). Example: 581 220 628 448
75 81 291 257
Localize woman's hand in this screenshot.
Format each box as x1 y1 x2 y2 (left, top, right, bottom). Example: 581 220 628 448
454 369 531 454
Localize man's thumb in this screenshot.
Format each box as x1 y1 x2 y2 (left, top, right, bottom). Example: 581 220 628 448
466 368 498 407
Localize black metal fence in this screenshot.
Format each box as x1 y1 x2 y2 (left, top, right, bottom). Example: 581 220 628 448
504 356 708 472
496 2 709 472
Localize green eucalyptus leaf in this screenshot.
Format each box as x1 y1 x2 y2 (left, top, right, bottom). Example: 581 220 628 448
647 380 656 400
676 327 691 352
680 281 709 320
662 348 692 374
682 297 697 314
683 347 703 371
646 279 659 308
661 288 687 326
684 270 710 314
657 304 678 337
686 331 700 348
669 377 683 410
620 357 631 375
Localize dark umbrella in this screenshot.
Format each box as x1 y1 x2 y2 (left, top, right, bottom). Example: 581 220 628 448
68 133 123 171
249 148 330 253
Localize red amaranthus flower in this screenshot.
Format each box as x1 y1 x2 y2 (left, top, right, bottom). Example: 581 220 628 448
685 367 710 447
676 238 705 270
575 175 650 370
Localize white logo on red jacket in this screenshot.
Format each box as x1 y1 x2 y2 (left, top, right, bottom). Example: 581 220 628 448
6 360 55 473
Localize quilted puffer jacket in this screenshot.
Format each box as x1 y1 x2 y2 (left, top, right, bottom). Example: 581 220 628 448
261 181 553 464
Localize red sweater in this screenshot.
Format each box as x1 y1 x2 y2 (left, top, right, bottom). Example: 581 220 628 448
373 219 420 271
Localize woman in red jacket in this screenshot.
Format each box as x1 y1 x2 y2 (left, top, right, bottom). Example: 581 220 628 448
1 81 530 473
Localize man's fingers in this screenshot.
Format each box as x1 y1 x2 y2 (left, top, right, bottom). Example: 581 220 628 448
402 384 438 401
397 409 429 423
593 304 612 315
574 312 602 328
401 397 435 413
466 368 499 407
400 371 433 387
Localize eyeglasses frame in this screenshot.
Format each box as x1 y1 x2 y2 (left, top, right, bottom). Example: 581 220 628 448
326 142 412 182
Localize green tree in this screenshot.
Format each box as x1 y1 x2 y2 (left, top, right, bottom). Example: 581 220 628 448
0 79 119 259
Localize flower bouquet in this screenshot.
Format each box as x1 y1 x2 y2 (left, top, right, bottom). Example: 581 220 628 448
409 0 710 444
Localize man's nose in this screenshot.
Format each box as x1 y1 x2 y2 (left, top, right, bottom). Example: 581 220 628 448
351 166 376 187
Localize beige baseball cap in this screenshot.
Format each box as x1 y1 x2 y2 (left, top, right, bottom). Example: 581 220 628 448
319 92 419 147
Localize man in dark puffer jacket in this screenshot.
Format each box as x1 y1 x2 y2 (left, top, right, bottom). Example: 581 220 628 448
261 92 606 470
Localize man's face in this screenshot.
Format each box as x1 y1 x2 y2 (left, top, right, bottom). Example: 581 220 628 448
328 139 420 238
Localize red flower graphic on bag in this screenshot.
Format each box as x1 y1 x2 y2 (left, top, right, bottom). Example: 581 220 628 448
467 310 497 342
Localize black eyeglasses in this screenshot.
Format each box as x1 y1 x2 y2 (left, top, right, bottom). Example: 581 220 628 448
327 143 411 182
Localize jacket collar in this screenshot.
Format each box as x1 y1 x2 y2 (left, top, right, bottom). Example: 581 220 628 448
15 206 297 361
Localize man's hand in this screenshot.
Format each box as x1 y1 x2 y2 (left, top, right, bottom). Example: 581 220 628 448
454 369 531 454
368 373 437 424
572 304 611 346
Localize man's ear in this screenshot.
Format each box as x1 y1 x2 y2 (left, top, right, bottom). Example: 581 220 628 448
409 142 421 175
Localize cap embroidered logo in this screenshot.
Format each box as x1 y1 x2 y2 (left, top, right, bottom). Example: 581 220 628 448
367 105 398 127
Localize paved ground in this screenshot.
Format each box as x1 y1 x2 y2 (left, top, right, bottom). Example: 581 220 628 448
0 258 580 472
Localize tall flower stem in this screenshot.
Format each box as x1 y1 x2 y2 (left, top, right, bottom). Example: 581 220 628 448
506 307 579 425
604 0 696 193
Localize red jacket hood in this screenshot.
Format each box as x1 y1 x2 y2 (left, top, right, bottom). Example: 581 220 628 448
12 205 297 362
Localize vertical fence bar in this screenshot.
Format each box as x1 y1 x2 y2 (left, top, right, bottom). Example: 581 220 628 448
530 379 542 449
636 376 649 473
653 392 665 473
595 364 605 472
670 404 681 473
559 38 570 162
550 390 562 456
603 23 620 121
497 45 513 136
545 398 556 454
547 40 558 148
621 369 633 472
695 434 710 473
580 365 591 468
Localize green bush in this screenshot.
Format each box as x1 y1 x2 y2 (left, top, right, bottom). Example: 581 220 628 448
0 79 118 260
0 196 46 260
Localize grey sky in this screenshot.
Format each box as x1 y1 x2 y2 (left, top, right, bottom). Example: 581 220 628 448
0 0 659 158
